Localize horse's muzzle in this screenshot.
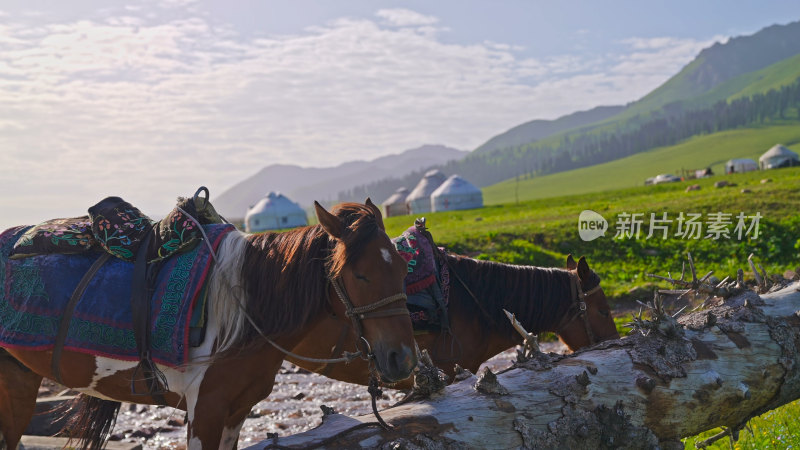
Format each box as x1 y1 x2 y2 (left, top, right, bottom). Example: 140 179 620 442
374 343 417 383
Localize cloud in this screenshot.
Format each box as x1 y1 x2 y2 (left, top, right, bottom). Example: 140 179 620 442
376 8 439 27
0 5 719 228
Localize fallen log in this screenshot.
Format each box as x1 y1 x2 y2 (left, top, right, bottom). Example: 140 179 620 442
244 279 800 449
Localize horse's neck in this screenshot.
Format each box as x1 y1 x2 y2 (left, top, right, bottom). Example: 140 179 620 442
450 256 571 334
207 230 330 353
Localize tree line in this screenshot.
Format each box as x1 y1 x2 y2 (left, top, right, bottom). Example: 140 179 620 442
338 77 800 204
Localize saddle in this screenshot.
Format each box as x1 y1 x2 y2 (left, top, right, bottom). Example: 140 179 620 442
10 187 226 401
10 187 224 263
393 218 451 333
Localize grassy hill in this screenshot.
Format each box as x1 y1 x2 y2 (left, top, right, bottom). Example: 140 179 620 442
482 122 800 205
472 21 800 157
681 52 800 110
621 20 800 119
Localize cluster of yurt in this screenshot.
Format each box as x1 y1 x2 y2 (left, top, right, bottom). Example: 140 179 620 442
759 144 799 169
245 191 307 232
383 187 410 217
385 169 482 216
406 170 448 214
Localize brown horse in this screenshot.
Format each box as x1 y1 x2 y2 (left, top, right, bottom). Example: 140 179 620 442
288 253 619 388
0 200 416 449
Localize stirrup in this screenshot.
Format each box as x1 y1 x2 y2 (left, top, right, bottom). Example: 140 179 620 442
130 357 169 396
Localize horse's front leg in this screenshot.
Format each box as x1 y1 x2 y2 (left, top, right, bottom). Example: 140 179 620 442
185 366 278 449
186 397 248 450
186 413 245 450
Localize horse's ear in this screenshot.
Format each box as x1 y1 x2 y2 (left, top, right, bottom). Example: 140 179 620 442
315 201 344 239
566 254 577 270
577 256 591 280
365 197 385 230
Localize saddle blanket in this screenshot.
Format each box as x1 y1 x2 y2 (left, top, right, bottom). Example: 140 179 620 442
0 223 234 369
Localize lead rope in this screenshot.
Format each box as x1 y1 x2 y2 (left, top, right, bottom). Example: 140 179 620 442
368 360 393 430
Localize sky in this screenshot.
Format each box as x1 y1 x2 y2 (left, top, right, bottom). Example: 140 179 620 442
0 0 798 228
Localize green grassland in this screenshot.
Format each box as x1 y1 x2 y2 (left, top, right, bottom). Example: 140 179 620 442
386 165 800 300
683 399 800 449
483 123 800 206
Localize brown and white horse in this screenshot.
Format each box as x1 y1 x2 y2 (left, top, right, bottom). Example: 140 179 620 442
0 199 417 449
288 253 619 388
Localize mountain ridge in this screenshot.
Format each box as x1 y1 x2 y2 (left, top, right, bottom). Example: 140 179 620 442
215 144 467 218
473 105 626 155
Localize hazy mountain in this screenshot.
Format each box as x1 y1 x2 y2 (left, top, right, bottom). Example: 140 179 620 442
473 105 625 155
215 145 467 218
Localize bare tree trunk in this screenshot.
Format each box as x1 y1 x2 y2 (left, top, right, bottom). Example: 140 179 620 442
245 281 800 449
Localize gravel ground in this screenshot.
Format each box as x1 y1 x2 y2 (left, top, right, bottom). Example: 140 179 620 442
37 342 567 449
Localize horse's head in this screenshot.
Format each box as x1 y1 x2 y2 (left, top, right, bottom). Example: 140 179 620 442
556 254 619 351
314 199 417 383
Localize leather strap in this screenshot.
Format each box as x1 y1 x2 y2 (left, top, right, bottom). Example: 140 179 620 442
353 307 412 320
130 225 169 404
52 252 111 385
131 225 155 361
318 322 350 376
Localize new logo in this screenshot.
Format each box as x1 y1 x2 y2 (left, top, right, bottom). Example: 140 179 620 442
578 210 608 241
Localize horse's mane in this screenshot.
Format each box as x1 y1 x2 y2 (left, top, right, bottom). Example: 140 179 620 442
207 203 384 352
445 254 580 338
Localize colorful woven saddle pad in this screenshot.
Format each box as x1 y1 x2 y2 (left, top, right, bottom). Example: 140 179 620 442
0 223 234 368
9 192 225 264
393 225 449 330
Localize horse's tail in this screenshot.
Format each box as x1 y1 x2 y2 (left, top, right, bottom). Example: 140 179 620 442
58 394 121 450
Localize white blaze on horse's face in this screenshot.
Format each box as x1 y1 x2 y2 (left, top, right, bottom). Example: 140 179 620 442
380 247 392 264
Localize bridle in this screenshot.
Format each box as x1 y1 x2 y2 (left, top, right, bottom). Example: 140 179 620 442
258 276 408 365
554 273 605 346
329 277 408 361
329 277 408 430
248 260 410 431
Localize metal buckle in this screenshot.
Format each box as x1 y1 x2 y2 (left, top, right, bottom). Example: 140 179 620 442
359 336 374 359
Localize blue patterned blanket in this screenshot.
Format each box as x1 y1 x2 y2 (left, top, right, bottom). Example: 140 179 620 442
0 224 234 368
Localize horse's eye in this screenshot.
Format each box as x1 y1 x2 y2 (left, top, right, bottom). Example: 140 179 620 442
355 274 369 282
598 310 610 318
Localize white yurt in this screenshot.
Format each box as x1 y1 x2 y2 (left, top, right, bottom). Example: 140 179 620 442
383 187 409 217
245 192 307 232
431 175 483 212
725 158 758 174
406 169 447 214
759 144 799 170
